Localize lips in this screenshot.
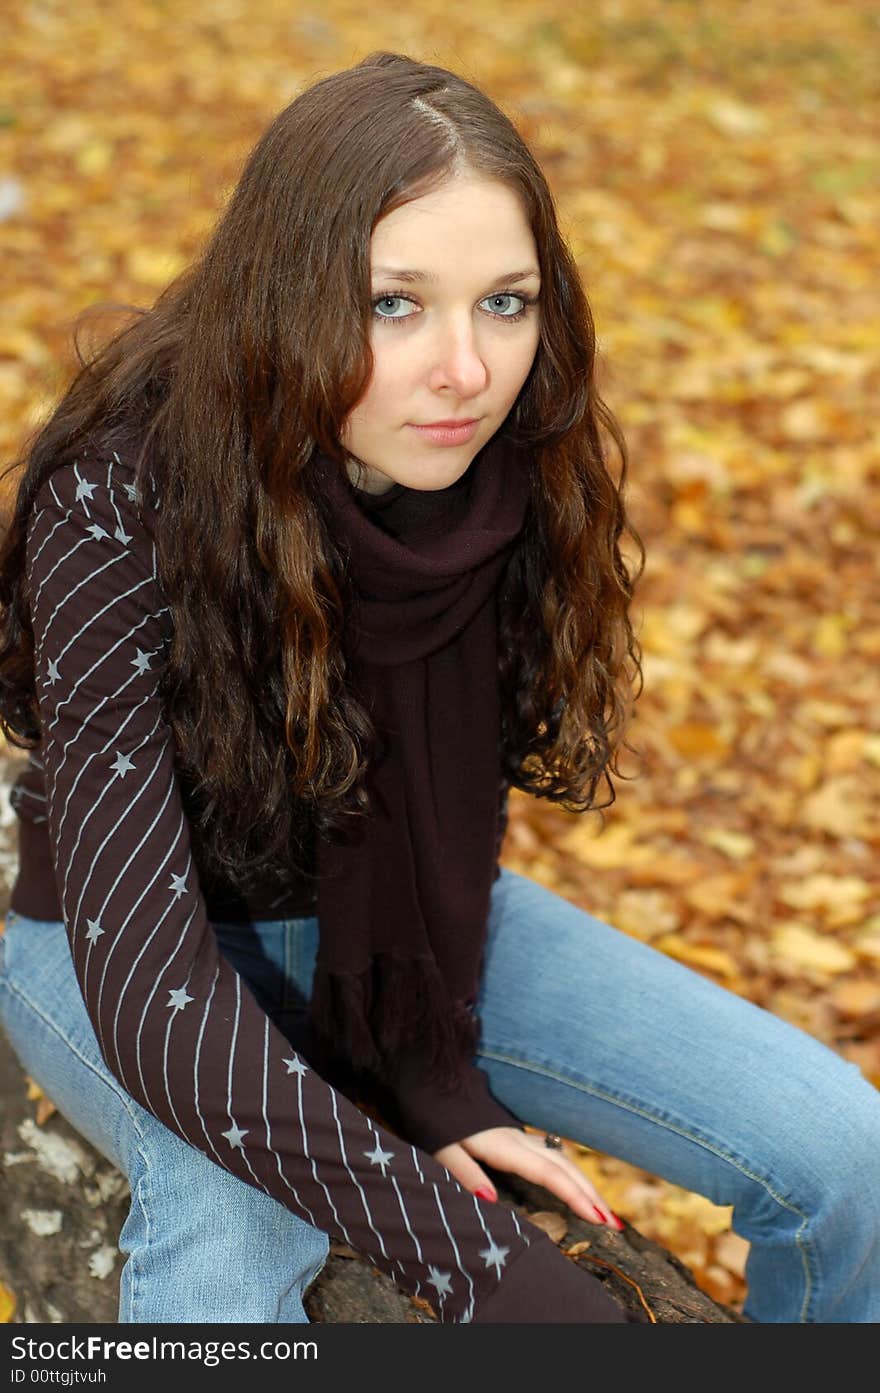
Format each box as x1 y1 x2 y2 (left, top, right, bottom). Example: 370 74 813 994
416 419 479 428
408 418 481 446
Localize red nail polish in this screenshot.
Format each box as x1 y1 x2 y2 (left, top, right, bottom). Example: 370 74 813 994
475 1186 497 1203
612 1212 625 1231
594 1208 609 1224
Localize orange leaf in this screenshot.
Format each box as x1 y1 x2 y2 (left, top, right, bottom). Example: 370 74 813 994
0 1281 16 1323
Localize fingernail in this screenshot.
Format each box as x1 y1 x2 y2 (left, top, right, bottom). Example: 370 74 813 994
593 1207 609 1224
475 1186 497 1203
612 1212 625 1231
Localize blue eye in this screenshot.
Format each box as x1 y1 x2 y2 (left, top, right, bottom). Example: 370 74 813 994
481 293 527 317
372 295 416 320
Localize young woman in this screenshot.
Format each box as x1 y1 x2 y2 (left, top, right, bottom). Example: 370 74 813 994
0 52 877 1326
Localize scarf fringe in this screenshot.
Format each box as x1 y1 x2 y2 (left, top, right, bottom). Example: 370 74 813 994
308 955 481 1094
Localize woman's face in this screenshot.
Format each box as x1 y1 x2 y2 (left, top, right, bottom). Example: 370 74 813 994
340 173 542 495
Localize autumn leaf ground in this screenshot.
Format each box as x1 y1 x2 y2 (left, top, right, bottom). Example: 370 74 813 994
1 0 878 1318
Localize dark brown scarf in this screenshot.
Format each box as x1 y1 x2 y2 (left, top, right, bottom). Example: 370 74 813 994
305 432 531 1099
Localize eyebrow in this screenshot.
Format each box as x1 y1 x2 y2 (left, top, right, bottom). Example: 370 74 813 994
372 266 541 287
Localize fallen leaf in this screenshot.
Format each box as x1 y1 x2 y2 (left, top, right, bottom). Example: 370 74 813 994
564 1240 593 1257
770 924 857 977
700 828 756 860
799 778 873 839
653 935 742 979
35 1097 58 1125
713 1230 750 1280
667 723 731 759
0 1280 16 1323
778 874 870 914
410 1295 437 1319
853 930 880 966
830 980 880 1019
526 1210 568 1243
559 821 654 868
683 872 752 919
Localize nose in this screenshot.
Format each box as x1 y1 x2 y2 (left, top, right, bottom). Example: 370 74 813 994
427 317 489 398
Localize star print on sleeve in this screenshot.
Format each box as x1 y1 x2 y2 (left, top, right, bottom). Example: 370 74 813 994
221 1124 248 1151
282 1057 309 1076
131 647 153 675
110 751 136 777
85 918 105 945
86 523 110 542
364 1141 395 1176
168 872 188 899
120 479 141 505
74 478 97 503
167 987 194 1012
46 658 61 685
427 1266 454 1300
479 1239 510 1278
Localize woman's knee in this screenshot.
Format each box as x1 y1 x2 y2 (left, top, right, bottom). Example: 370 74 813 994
734 1045 880 1239
119 1126 329 1322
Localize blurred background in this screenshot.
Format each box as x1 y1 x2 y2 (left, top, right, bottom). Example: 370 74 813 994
1 0 878 1317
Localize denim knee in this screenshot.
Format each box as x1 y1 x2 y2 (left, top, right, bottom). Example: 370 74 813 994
119 1123 330 1322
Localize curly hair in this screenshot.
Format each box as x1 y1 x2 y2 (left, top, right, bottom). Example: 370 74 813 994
0 50 645 892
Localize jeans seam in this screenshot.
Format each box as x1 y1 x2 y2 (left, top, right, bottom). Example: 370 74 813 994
0 974 149 1146
479 1044 816 1321
125 1166 153 1322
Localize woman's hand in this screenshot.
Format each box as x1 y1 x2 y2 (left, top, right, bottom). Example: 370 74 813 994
433 1127 624 1230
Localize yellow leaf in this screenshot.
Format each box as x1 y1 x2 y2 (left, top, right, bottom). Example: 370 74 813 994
654 935 741 979
714 1231 750 1279
800 778 872 838
830 980 880 1019
559 821 653 869
0 327 49 363
628 855 704 887
825 729 871 774
770 924 857 977
683 872 750 919
125 247 187 287
609 890 680 941
0 1280 16 1323
700 828 756 860
36 1097 58 1126
779 399 825 441
812 614 851 659
778 874 870 913
662 1192 733 1237
853 929 880 966
75 140 113 176
705 98 765 136
667 723 730 759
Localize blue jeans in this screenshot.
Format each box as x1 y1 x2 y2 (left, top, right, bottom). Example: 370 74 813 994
1 867 878 1323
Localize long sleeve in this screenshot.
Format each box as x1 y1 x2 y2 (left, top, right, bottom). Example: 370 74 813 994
23 448 633 1325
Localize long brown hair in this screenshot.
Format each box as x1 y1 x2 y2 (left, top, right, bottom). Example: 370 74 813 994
0 50 645 891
